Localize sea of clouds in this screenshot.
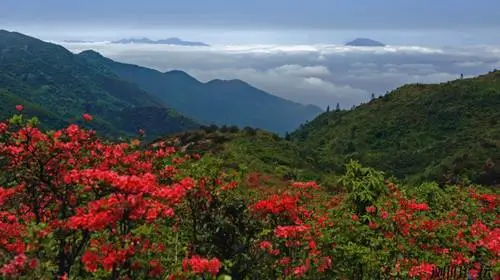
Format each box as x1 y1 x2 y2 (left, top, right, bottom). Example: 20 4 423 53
60 42 500 109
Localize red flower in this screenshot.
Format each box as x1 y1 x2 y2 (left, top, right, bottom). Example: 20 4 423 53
182 255 221 276
366 205 376 213
81 251 99 272
380 211 389 219
259 241 273 251
82 113 93 121
408 262 435 278
318 256 332 272
15 105 23 112
405 200 430 211
274 225 310 239
293 264 308 277
0 122 8 134
28 258 39 269
278 257 291 266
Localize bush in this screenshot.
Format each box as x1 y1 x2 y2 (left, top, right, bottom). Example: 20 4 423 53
0 109 498 279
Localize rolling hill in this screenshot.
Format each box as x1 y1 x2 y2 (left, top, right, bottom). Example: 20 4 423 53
148 71 500 187
78 50 322 134
0 29 199 138
291 70 500 185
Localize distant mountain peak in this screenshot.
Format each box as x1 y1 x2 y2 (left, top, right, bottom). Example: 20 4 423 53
164 69 190 75
63 39 93 43
79 50 104 58
207 78 246 84
345 38 386 47
76 54 321 133
210 79 253 89
112 37 210 47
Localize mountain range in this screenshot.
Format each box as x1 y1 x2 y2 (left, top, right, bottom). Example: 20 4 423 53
0 29 321 137
0 30 200 138
78 50 321 134
111 37 210 46
158 70 500 187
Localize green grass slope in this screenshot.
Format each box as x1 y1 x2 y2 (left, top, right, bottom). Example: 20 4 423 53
150 126 324 182
292 70 500 185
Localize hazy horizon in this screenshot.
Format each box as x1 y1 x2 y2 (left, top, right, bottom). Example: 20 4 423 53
2 0 500 46
2 0 500 108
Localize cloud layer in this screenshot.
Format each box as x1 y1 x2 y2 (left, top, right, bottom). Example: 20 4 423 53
62 42 500 108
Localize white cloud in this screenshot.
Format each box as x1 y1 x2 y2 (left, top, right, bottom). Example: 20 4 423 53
61 42 500 108
271 65 331 77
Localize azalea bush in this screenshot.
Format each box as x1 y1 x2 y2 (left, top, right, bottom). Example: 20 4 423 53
326 161 499 280
0 106 498 279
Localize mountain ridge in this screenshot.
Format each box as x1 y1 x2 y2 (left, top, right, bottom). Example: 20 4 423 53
154 70 500 187
291 70 500 185
78 50 322 134
0 29 199 138
111 37 210 46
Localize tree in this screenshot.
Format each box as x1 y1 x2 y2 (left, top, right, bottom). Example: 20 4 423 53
326 105 330 112
284 132 291 141
336 103 340 111
371 93 375 100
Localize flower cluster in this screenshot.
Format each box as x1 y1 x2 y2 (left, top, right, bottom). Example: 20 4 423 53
0 106 498 280
182 255 221 276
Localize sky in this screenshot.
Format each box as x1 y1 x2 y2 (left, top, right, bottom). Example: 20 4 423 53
2 0 500 108
2 0 500 45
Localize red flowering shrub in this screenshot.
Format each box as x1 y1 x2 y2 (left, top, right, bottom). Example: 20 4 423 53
324 163 499 279
182 255 221 276
0 111 223 279
82 113 93 122
0 108 498 280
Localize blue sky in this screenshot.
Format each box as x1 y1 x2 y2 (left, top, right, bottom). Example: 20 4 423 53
2 0 500 45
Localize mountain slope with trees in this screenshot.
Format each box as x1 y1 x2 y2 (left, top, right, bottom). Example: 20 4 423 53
0 30 199 138
152 71 500 187
291 70 500 185
78 50 322 134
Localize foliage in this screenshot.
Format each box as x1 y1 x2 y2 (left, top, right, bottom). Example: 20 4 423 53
0 109 498 280
291 70 500 186
0 30 199 139
151 129 325 186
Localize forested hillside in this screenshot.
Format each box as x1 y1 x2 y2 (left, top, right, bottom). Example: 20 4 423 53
78 50 322 134
158 71 500 187
0 30 199 138
291 70 500 185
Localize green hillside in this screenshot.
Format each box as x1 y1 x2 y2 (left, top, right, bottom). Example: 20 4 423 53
292 70 500 185
150 71 500 188
150 126 320 180
0 30 199 138
78 50 322 134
